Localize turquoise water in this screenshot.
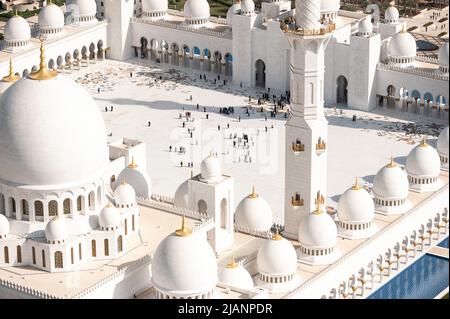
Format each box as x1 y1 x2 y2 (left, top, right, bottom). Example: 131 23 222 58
368 237 449 299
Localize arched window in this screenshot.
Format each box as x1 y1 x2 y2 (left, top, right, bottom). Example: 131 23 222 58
54 251 63 268
88 191 95 210
4 246 9 263
118 235 123 253
21 200 29 217
132 214 135 232
32 247 36 264
42 250 46 268
220 198 227 229
77 196 83 212
104 239 109 256
124 219 128 235
79 243 82 260
16 246 22 263
35 201 44 217
10 198 16 213
197 200 208 214
63 199 71 215
48 200 58 216
91 240 97 257
71 247 74 264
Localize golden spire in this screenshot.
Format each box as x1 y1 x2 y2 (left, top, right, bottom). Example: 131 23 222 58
128 156 138 168
14 9 18 17
248 185 259 199
28 39 58 81
386 155 397 168
2 59 20 83
106 201 113 208
352 177 362 190
419 136 428 147
175 215 192 237
272 227 283 240
226 257 238 269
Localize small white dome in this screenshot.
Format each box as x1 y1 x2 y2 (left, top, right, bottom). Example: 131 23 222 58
388 31 417 59
226 3 241 26
200 155 222 182
321 0 340 13
98 203 121 229
184 0 210 20
241 0 255 15
235 188 273 231
72 0 97 18
218 259 254 290
4 15 31 43
174 180 189 209
0 214 10 237
152 221 217 295
438 42 449 69
384 4 399 23
373 160 409 200
142 0 168 13
437 127 449 157
337 182 374 224
114 182 136 207
406 140 441 178
117 161 152 198
257 234 297 276
38 3 65 30
298 211 337 249
45 218 67 243
358 16 373 35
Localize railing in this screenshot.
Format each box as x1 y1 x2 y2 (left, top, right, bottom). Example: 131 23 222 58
377 63 449 80
234 223 272 239
416 55 439 64
131 17 232 40
281 184 449 299
136 195 207 221
0 278 61 299
167 9 184 17
282 23 336 36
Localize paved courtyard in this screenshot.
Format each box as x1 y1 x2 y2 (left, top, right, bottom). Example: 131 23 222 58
68 59 448 224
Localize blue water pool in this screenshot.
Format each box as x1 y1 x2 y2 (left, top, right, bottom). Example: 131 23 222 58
438 237 449 248
367 252 449 299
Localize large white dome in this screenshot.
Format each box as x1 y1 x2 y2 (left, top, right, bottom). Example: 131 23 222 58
257 233 297 276
142 0 168 13
98 203 121 229
0 73 108 187
388 31 417 58
4 15 31 43
0 214 9 237
38 2 65 30
298 210 337 249
114 182 136 207
218 258 254 291
174 179 189 209
373 160 409 200
71 0 97 18
406 141 441 177
152 220 217 295
384 4 399 23
358 16 373 35
438 42 449 69
337 182 374 224
45 218 67 243
321 0 340 13
117 160 152 198
235 188 273 231
226 2 241 26
200 155 222 182
437 127 449 157
184 0 210 20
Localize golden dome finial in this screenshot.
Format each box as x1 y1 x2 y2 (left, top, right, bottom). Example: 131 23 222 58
272 227 283 240
14 9 18 16
2 59 20 83
28 38 58 81
386 155 397 168
352 177 362 190
248 185 259 199
312 191 325 214
226 256 238 268
48 0 53 5
175 215 192 237
419 136 428 147
106 201 113 208
128 156 138 168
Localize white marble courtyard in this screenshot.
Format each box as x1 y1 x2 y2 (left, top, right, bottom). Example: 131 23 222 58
69 59 448 224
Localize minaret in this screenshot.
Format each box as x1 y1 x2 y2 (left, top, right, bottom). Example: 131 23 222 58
283 0 332 239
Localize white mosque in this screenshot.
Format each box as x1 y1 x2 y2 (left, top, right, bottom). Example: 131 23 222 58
0 0 448 299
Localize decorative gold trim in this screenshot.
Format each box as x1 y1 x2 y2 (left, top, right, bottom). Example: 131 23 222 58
291 192 304 206
28 39 58 81
351 177 362 190
1 59 20 83
106 202 113 208
226 257 238 268
272 227 283 240
316 137 326 151
386 155 397 168
419 136 428 147
248 186 259 199
292 139 305 152
175 215 192 237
